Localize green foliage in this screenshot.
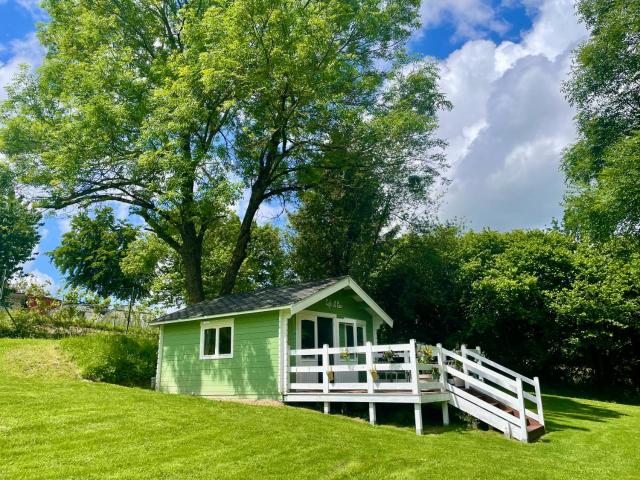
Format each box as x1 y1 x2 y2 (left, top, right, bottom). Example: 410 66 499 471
0 0 447 302
60 334 157 387
0 161 41 281
50 207 148 301
122 215 291 306
562 0 640 239
371 228 640 388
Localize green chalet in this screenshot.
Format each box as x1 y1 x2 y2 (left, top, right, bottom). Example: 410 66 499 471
151 276 547 442
151 276 392 400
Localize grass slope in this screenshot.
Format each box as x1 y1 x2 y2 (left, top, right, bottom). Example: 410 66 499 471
1 339 638 480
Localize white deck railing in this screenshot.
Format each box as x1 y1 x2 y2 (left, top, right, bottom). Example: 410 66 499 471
287 340 445 394
286 340 545 442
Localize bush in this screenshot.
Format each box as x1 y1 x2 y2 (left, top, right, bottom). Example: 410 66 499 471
61 334 158 387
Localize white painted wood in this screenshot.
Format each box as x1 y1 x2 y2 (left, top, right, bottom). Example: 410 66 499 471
365 341 374 394
284 393 430 404
324 402 330 414
448 391 519 439
291 343 412 356
199 318 234 360
534 376 545 426
516 377 529 442
290 382 324 390
409 339 419 394
436 343 448 392
278 309 289 394
464 349 535 385
447 383 520 426
154 325 164 391
322 344 330 394
284 345 290 393
461 344 469 389
445 366 520 411
414 403 423 435
369 382 414 391
369 402 376 425
441 401 449 426
419 381 444 391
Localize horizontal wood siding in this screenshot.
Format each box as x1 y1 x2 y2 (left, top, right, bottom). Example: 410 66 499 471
158 311 280 399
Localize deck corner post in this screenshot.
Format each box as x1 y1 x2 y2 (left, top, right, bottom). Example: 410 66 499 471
516 377 528 442
441 401 449 426
409 339 419 394
436 343 447 392
414 403 423 435
533 376 545 427
369 402 376 425
322 344 330 394
365 341 374 394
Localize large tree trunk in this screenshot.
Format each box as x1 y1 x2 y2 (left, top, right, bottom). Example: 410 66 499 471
181 227 205 305
219 184 265 295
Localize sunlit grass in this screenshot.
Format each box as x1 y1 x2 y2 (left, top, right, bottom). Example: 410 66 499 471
0 339 638 480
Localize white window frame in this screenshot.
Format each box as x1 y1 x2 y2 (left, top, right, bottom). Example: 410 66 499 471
200 318 234 360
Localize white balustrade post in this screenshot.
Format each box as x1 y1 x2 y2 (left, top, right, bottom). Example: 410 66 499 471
475 346 485 382
516 377 528 442
322 344 330 394
365 341 374 394
461 344 469 389
414 403 423 435
436 343 447 392
533 376 545 427
409 339 419 394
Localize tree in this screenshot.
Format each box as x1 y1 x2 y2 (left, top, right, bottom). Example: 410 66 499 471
50 207 148 303
562 0 640 239
121 214 290 306
1 0 444 303
0 161 41 305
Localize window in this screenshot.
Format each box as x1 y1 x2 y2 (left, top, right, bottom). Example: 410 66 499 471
200 319 234 359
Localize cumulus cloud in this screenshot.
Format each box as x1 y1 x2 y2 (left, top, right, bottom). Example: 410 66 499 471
420 0 509 41
433 0 587 230
0 32 44 100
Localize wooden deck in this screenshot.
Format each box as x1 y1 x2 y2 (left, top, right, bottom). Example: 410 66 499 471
283 342 546 441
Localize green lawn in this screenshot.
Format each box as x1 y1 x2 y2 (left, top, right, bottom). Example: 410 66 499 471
1 339 638 480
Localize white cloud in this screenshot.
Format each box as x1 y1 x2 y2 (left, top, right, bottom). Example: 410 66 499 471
420 0 509 41
433 0 587 230
0 32 44 100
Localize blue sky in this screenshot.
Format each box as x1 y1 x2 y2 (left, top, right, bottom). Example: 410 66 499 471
0 0 586 293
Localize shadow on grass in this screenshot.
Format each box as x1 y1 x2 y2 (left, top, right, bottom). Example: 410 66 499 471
542 395 627 433
288 401 470 435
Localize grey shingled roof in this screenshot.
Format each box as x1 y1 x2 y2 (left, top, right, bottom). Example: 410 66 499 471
151 277 347 324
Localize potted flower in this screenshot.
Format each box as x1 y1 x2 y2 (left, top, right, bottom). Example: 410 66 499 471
417 345 433 364
370 369 379 382
382 349 396 362
340 349 351 361
326 369 335 382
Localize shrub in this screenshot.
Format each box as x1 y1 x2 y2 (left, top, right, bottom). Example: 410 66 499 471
61 334 157 387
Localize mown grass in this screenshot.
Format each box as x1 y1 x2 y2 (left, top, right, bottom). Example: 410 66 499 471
0 338 638 480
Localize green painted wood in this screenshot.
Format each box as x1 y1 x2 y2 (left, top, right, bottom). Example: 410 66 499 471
158 310 281 399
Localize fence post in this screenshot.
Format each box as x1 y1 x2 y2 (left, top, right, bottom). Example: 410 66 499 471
365 341 374 394
516 377 528 442
533 376 545 427
461 344 469 389
409 339 419 394
436 343 447 392
322 344 330 394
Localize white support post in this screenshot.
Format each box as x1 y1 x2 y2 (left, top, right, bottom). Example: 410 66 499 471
284 345 290 394
409 339 419 394
365 341 374 394
533 376 545 426
441 401 449 426
475 346 485 382
154 325 164 391
414 403 423 435
436 343 447 392
324 402 330 414
516 377 528 442
322 344 330 394
461 344 469 389
369 403 376 425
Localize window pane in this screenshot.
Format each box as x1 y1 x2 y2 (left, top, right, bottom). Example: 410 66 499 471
203 328 216 356
219 327 232 355
317 317 334 348
346 324 354 348
300 320 315 349
356 326 364 346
